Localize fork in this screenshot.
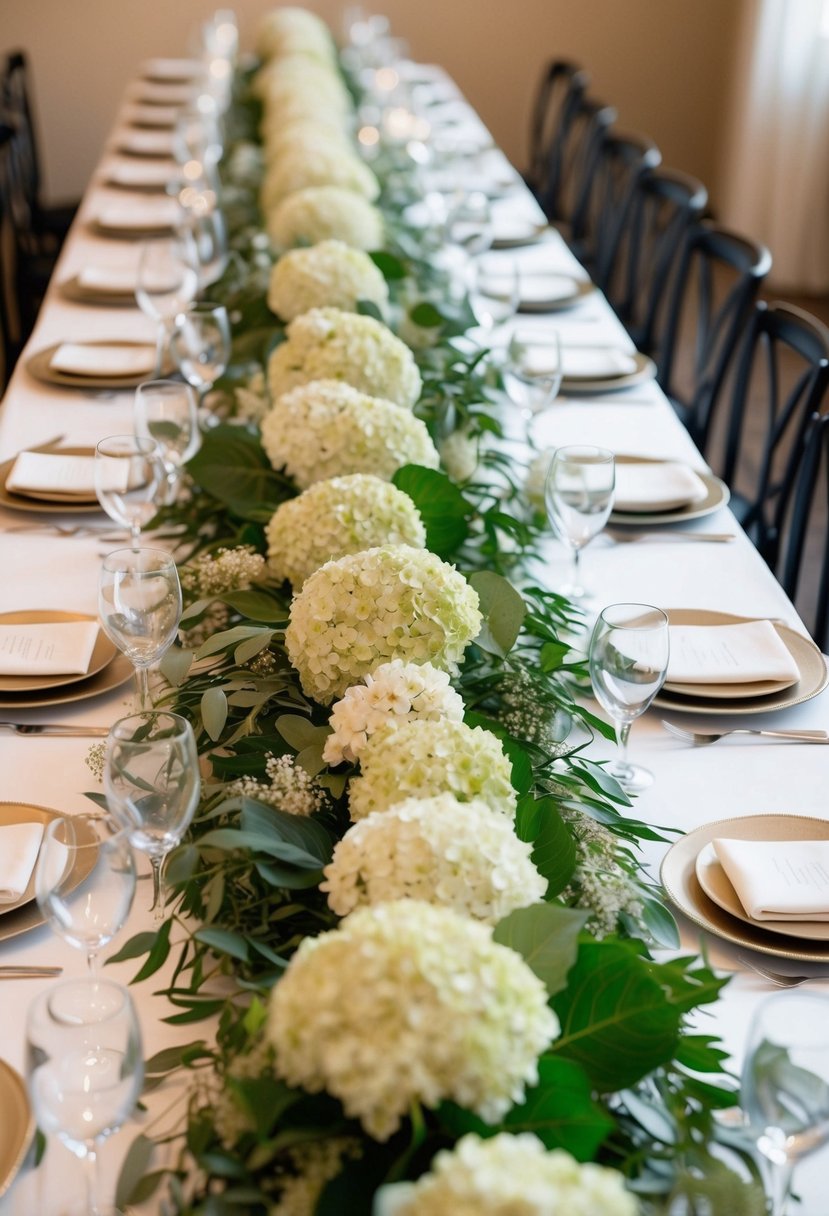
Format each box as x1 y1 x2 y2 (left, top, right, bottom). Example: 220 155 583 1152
737 957 829 987
0 722 110 737
0 965 63 979
661 720 829 746
605 528 736 544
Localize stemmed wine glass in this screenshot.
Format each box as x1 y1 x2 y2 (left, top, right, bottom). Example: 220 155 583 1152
181 208 228 289
104 711 200 919
34 815 136 974
170 301 231 420
134 379 200 503
94 435 165 549
469 255 520 332
26 978 143 1216
545 445 615 599
504 329 563 422
98 548 182 712
588 603 670 791
445 190 493 257
135 234 199 374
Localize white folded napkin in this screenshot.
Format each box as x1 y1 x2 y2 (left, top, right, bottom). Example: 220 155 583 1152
613 462 709 512
127 104 179 128
492 217 542 244
142 57 200 81
95 199 180 230
0 823 44 904
713 837 829 921
520 275 579 306
0 621 99 676
50 342 156 377
562 347 639 379
117 130 175 156
667 620 801 684
131 81 195 106
7 452 97 497
77 266 138 293
106 161 175 188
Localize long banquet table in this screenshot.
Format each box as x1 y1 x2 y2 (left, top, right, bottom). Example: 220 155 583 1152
2 50 829 1216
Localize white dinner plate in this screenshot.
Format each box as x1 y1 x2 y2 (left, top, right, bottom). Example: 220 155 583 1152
609 455 729 525
518 274 595 312
560 351 657 394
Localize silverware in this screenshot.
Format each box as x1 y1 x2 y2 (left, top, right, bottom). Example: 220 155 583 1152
737 957 829 988
0 965 63 978
661 720 829 746
560 395 659 406
0 722 110 737
2 524 116 539
605 529 736 545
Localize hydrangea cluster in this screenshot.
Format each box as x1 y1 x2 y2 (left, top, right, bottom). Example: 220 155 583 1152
438 424 480 483
348 718 516 821
267 308 422 409
179 545 267 598
226 754 329 818
260 381 437 490
284 545 482 704
321 794 546 921
266 186 384 252
266 475 425 588
323 659 464 765
256 7 337 63
267 240 389 322
383 1134 638 1216
267 901 559 1140
261 144 380 210
234 369 269 423
272 1139 362 1216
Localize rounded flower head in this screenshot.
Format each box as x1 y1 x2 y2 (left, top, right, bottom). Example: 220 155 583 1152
322 794 546 921
267 186 384 252
261 146 380 209
266 474 426 588
381 1133 639 1216
348 718 516 821
267 308 422 408
256 11 338 65
284 544 482 704
260 380 437 490
267 240 389 322
267 901 559 1140
261 118 353 165
323 659 465 765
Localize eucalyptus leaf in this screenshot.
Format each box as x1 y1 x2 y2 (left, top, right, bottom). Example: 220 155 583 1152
115 1134 155 1210
159 646 194 686
276 714 331 753
221 589 284 623
195 926 250 962
201 687 229 741
469 571 526 657
409 300 444 327
195 625 272 661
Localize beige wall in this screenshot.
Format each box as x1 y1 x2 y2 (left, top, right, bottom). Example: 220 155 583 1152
4 0 741 208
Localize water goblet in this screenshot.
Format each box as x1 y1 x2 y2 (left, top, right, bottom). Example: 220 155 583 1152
94 435 165 549
135 234 199 373
134 379 200 503
170 301 231 423
504 328 563 421
104 711 200 919
588 603 669 791
34 815 136 974
26 977 143 1216
544 444 615 599
98 548 182 712
469 255 520 332
445 190 493 258
180 207 228 289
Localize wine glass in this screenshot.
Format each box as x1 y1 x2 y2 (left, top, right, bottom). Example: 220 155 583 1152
26 977 143 1216
104 711 200 919
588 603 669 791
170 302 231 419
469 255 520 332
445 190 492 257
135 234 199 373
504 328 563 421
94 435 165 549
742 992 829 1216
180 207 228 289
98 548 182 712
35 815 136 974
545 445 615 599
134 379 200 503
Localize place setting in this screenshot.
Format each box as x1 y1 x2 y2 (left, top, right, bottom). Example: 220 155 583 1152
557 343 657 394
59 264 141 307
26 339 159 389
112 127 177 159
123 102 181 130
609 454 730 525
88 195 183 240
100 158 178 192
0 611 132 710
0 441 105 514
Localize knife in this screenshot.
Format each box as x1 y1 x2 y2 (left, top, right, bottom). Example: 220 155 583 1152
0 723 110 737
0 966 63 978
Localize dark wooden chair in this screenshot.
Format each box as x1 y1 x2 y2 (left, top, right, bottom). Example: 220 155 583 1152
524 60 589 216
548 95 617 237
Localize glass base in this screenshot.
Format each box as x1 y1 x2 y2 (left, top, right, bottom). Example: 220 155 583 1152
607 760 654 792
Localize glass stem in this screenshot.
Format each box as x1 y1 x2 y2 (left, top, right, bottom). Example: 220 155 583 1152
135 665 151 712
81 1141 102 1216
768 1160 793 1216
150 857 165 921
616 719 632 771
86 949 98 977
571 545 581 589
154 322 167 378
130 522 141 552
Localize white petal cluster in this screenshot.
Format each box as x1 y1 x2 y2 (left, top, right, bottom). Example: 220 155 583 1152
261 381 437 490
267 240 389 322
438 425 480 482
261 144 380 210
256 8 337 63
348 718 516 821
267 186 384 252
267 901 559 1140
266 475 426 588
179 545 267 597
383 1134 639 1216
322 794 546 921
284 545 482 704
323 659 464 765
267 308 422 408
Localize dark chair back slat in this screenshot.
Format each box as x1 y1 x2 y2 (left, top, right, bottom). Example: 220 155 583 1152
525 60 589 214
548 96 617 235
774 411 829 651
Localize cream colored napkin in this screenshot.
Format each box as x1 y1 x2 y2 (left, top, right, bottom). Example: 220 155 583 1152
667 620 800 684
562 347 638 379
7 452 96 497
520 275 578 306
130 81 195 106
0 621 99 676
141 57 200 81
106 161 174 188
713 837 829 921
117 130 175 156
127 104 179 128
613 462 708 512
96 199 180 230
77 266 138 293
50 342 156 377
0 823 44 904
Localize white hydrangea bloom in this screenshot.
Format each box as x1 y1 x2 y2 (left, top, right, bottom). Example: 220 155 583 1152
438 425 480 482
258 91 351 133
261 119 353 165
267 186 384 252
261 146 380 209
267 308 422 408
382 1133 639 1216
525 447 553 511
255 13 339 67
267 901 559 1140
261 381 437 490
267 240 389 322
349 718 516 821
234 369 269 423
322 794 546 921
284 544 482 704
323 659 464 765
266 474 425 588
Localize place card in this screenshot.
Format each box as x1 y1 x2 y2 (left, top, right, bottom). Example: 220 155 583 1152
667 620 801 684
0 621 100 676
0 823 44 904
50 342 156 377
713 838 829 921
613 462 708 512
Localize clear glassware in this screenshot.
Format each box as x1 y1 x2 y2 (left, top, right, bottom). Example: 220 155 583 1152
544 445 615 599
26 977 143 1216
134 379 200 503
170 302 231 417
469 255 519 332
504 328 563 420
98 548 182 712
94 435 164 549
588 603 669 791
742 992 829 1216
180 207 228 289
34 815 136 974
134 234 199 374
104 711 200 919
445 190 493 258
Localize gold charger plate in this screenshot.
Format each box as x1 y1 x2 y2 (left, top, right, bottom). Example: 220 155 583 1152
560 352 657 395
0 1059 33 1200
610 455 730 525
26 342 156 391
518 275 595 313
0 611 117 694
0 803 98 940
492 221 548 250
654 609 828 715
695 842 829 942
0 654 132 710
59 275 137 307
661 814 829 961
0 445 103 515
89 217 175 241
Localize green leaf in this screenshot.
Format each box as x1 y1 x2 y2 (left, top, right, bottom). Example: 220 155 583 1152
391 464 472 556
201 687 228 741
638 895 680 949
504 1056 614 1159
105 931 157 965
469 571 526 657
163 999 226 1025
195 926 250 962
145 1043 204 1075
493 903 587 996
187 430 289 519
370 250 407 280
241 799 333 864
195 625 273 661
357 298 383 321
276 714 331 753
159 646 194 686
529 798 577 897
165 843 200 887
234 633 274 665
131 918 173 984
409 300 444 327
115 1134 155 1209
221 589 285 623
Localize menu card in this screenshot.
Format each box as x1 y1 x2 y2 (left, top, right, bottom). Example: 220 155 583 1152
666 620 801 684
0 823 44 903
0 621 99 675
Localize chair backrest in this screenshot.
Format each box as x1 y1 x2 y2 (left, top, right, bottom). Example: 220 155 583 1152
525 60 589 212
1 52 40 225
549 95 617 233
0 123 21 391
655 221 772 449
773 410 829 651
